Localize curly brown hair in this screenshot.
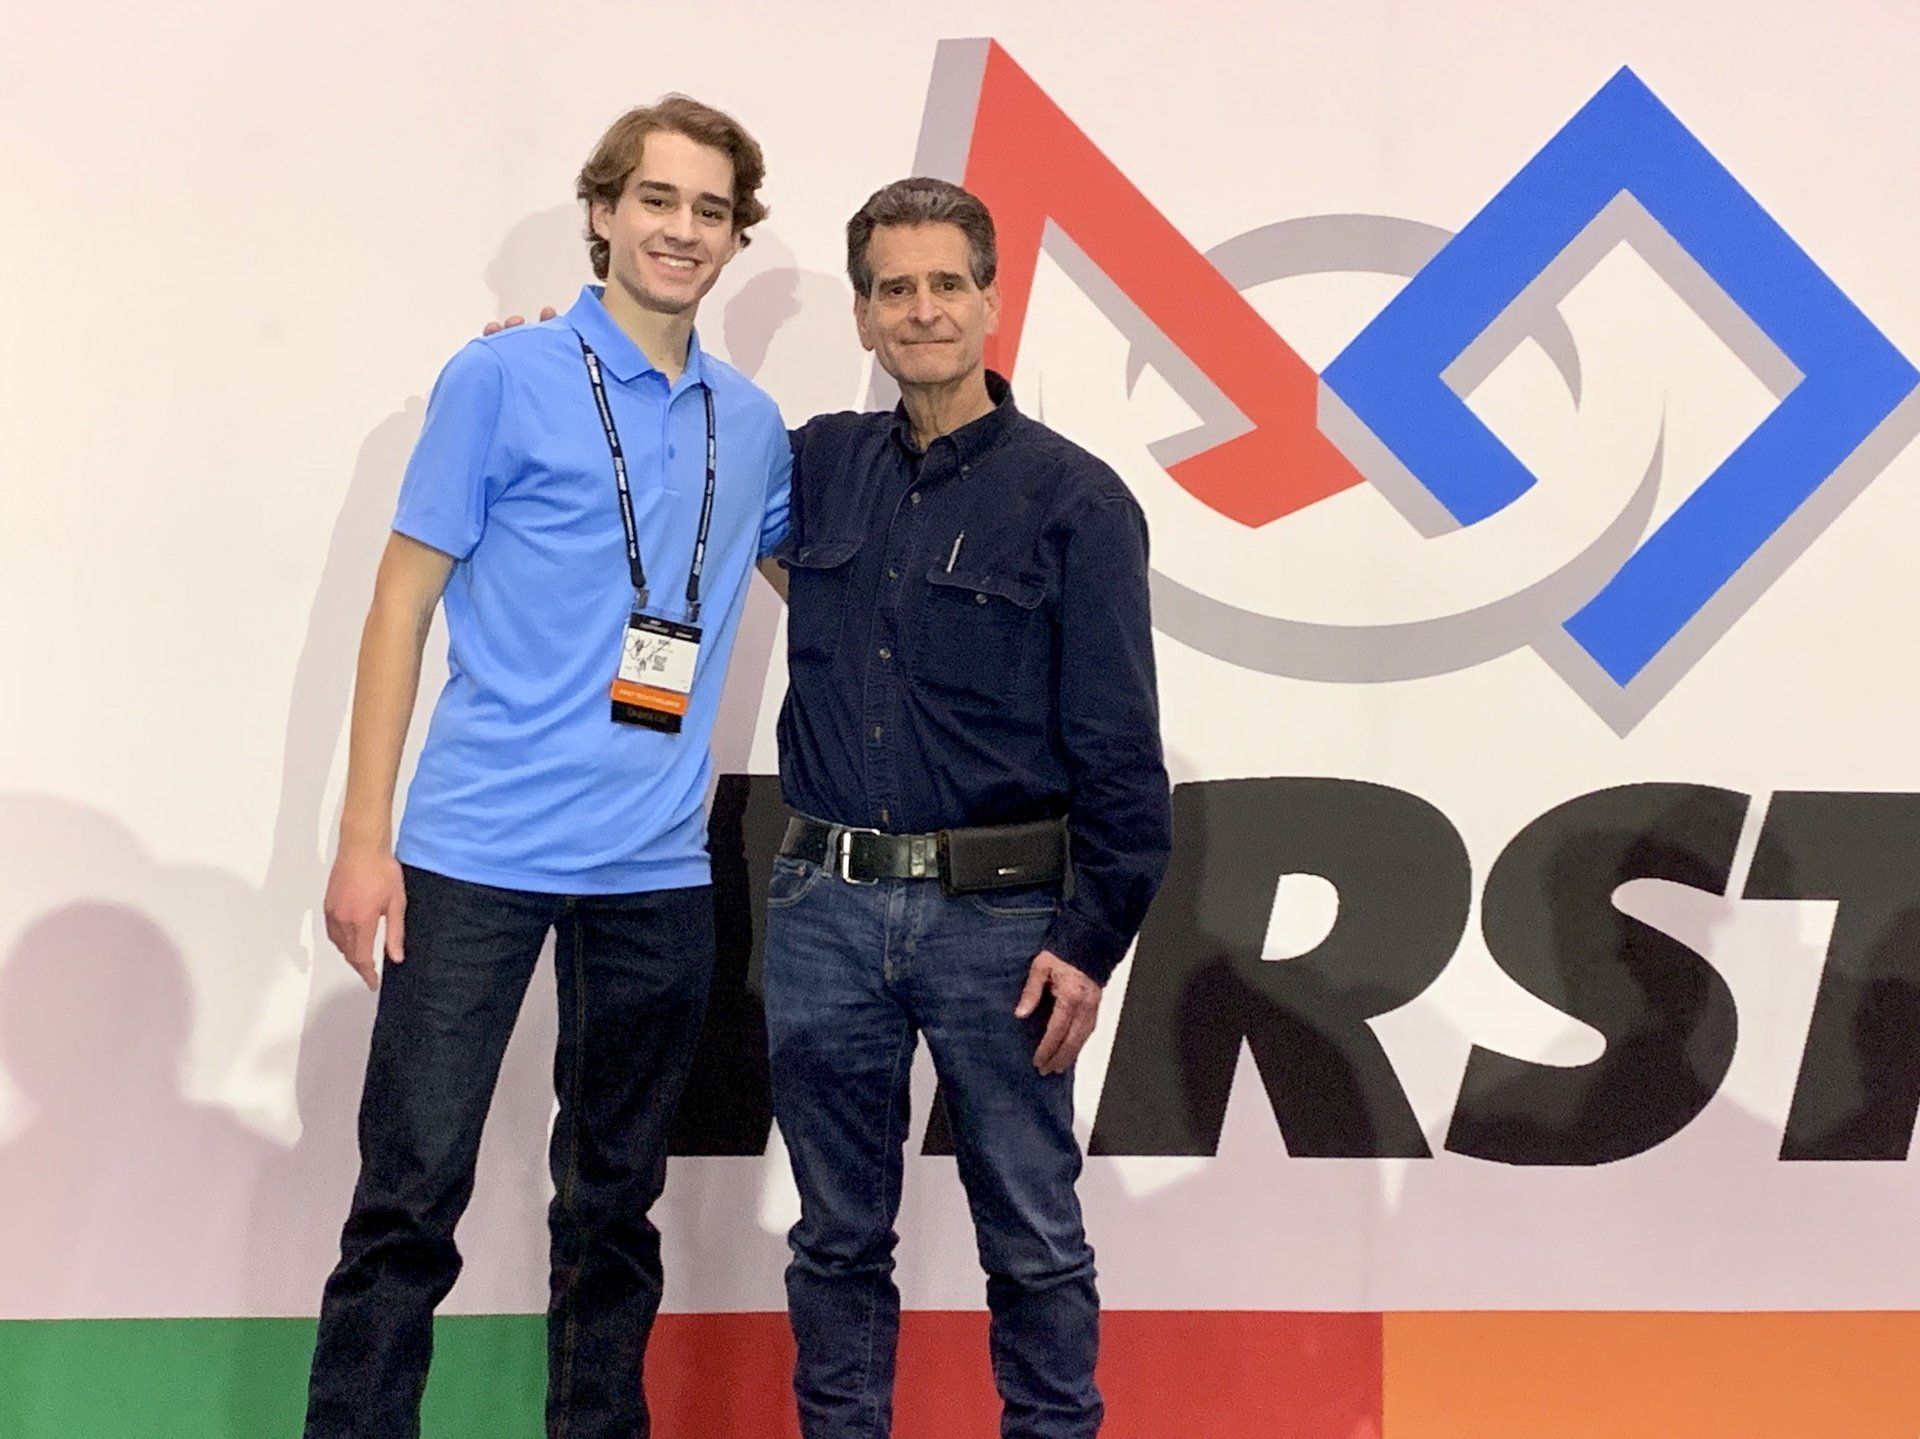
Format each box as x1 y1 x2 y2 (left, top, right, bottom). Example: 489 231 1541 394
576 96 769 278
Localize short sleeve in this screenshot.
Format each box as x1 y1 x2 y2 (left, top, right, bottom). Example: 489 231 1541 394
392 341 509 561
758 415 794 559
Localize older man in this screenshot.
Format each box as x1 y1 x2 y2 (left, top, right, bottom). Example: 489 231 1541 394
767 177 1171 1439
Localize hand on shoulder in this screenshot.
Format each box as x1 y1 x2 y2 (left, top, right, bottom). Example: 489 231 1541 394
481 306 558 338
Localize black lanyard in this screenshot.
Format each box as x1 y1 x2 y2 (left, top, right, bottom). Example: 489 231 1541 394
581 339 718 625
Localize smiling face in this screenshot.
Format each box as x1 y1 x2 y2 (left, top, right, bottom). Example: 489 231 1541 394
854 222 1000 391
591 129 742 316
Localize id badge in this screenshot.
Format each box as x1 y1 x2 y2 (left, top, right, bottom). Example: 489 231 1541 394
610 613 702 733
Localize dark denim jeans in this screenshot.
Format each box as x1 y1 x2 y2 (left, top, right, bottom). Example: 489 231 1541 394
303 865 715 1439
763 857 1101 1439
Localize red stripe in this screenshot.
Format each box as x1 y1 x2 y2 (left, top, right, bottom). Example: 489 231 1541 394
646 1310 1383 1437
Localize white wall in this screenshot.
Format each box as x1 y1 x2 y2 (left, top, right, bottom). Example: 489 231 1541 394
4 0 1919 1320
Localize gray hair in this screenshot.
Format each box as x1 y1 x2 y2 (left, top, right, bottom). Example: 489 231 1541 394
845 177 998 297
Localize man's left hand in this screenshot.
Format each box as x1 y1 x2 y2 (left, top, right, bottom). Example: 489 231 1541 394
1015 951 1103 1075
481 306 557 337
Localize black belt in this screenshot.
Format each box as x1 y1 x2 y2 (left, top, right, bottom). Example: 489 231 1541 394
779 814 1068 893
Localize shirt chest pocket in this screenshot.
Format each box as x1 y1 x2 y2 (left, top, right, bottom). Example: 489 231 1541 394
912 566 1046 699
781 538 862 665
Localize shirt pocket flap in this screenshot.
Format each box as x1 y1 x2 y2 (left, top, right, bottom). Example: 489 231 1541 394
924 566 1045 610
778 537 862 570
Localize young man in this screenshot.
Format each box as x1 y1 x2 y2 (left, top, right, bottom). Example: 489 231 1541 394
766 178 1172 1439
303 97 790 1439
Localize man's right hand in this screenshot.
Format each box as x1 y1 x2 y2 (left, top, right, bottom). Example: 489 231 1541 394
324 845 407 990
481 306 557 337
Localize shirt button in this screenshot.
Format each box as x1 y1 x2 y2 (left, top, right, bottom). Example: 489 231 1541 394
961 464 971 475
871 725 884 741
975 593 988 605
887 568 900 581
910 493 922 506
878 647 892 660
879 807 890 825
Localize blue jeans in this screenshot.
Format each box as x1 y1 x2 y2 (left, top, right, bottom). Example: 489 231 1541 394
763 857 1101 1439
303 865 715 1439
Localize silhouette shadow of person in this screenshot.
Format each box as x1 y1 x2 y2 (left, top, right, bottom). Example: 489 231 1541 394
0 902 277 1321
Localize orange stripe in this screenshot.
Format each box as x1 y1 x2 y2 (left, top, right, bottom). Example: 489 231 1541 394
610 680 690 715
1384 1312 1920 1438
1100 1310 1382 1438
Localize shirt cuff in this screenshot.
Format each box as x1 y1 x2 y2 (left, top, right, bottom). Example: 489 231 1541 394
1042 908 1130 986
391 513 473 564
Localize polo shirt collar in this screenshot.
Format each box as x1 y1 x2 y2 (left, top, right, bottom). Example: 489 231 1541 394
564 284 708 391
891 370 1017 463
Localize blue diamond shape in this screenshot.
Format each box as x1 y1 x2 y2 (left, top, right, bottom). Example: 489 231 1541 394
1323 67 1918 695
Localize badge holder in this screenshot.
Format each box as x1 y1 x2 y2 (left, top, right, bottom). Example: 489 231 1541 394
582 337 718 736
610 603 702 733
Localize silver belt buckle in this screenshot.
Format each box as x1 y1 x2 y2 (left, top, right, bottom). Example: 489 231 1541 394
836 827 882 884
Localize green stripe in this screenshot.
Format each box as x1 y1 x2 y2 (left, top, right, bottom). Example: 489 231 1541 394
0 1315 545 1439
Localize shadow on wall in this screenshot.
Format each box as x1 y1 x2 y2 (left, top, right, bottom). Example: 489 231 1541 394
0 326 446 1321
0 794 299 1320
258 397 429 937
0 901 278 1316
484 205 589 326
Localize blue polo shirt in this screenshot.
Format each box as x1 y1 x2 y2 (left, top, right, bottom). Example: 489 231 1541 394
392 285 790 894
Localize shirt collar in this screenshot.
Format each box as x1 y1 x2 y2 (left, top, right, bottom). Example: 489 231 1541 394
563 284 708 391
891 370 1017 464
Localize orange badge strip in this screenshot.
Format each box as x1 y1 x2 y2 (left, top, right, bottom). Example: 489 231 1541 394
610 679 691 716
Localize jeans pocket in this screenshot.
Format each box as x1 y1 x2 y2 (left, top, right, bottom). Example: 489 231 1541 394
766 855 825 909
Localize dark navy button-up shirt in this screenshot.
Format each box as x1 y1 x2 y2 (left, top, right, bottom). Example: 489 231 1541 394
776 372 1172 983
